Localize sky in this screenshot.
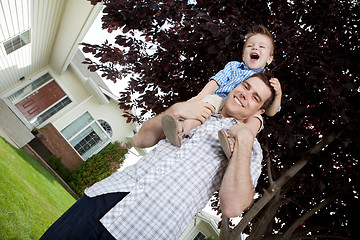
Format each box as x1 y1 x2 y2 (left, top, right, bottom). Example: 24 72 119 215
82 10 129 97
81 10 144 169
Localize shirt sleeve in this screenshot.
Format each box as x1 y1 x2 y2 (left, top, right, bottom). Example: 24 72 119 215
249 139 263 188
210 61 241 88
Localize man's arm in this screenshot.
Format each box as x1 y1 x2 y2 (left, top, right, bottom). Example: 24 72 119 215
133 101 215 148
132 112 166 148
219 123 255 218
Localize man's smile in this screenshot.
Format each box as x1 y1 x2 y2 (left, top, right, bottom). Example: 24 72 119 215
234 95 244 108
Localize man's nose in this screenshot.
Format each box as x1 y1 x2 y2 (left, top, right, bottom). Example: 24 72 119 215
241 92 248 100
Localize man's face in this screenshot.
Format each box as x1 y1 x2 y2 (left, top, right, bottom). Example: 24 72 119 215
242 34 274 70
221 76 271 120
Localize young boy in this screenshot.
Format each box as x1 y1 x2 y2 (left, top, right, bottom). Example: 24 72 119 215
162 25 282 152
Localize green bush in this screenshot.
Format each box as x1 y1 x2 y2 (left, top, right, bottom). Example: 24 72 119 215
68 141 128 196
46 155 71 183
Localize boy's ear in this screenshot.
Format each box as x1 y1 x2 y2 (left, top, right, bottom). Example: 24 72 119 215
267 55 274 65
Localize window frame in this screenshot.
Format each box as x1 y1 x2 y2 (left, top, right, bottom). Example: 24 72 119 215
3 29 31 55
61 112 112 160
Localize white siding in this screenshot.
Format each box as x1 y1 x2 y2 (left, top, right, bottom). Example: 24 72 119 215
0 0 66 94
0 99 34 147
52 67 135 145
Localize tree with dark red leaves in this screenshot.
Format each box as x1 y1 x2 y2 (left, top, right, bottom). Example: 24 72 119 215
83 0 359 239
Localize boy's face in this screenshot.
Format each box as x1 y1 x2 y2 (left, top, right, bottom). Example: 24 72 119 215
221 76 271 121
242 34 274 70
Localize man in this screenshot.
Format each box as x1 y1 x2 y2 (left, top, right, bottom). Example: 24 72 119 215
40 72 275 240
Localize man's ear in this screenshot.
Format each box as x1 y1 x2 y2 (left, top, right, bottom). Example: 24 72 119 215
256 109 265 115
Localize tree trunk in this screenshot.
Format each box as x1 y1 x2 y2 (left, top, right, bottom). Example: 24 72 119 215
219 132 341 239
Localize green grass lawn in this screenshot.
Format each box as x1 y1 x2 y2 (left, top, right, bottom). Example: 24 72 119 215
0 137 76 240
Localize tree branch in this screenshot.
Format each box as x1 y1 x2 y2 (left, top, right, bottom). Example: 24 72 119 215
282 182 354 239
222 131 341 238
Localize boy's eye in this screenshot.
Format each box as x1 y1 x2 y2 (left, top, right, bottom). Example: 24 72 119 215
253 96 260 102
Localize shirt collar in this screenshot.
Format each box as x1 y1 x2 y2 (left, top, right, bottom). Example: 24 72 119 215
240 62 264 73
212 114 239 125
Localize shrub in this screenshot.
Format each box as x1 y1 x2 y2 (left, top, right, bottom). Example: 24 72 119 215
68 141 128 196
46 155 71 183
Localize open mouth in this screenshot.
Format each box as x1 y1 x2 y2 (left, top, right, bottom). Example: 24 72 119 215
250 53 259 60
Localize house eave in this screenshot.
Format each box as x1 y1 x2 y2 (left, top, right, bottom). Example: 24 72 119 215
49 0 103 75
70 63 109 105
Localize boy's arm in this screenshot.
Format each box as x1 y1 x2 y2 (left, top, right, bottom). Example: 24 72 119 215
266 78 282 116
243 116 262 137
189 80 220 101
219 123 255 218
133 101 214 148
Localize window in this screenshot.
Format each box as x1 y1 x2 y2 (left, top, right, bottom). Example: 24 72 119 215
98 119 113 137
193 232 206 240
61 112 111 160
4 30 31 54
29 97 71 126
7 73 53 104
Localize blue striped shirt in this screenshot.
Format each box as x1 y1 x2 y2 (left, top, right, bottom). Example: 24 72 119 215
212 61 264 99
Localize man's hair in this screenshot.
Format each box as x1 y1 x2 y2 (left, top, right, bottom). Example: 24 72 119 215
244 71 275 110
243 25 275 56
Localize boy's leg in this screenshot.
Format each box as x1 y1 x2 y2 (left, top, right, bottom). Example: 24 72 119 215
182 118 201 135
201 94 225 113
40 192 128 240
219 115 264 159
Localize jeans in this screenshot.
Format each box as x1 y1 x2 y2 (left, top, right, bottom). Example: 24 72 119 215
40 192 128 240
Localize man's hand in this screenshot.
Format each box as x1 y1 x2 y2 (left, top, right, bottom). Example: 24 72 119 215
166 101 215 124
133 100 215 148
228 122 255 150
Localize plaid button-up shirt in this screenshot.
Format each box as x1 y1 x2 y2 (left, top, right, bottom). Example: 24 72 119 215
213 61 264 99
85 115 263 239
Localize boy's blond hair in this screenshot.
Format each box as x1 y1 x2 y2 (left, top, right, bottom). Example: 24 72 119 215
243 25 275 56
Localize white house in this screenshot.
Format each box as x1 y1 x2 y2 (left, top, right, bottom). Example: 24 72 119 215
0 0 137 170
180 210 221 240
0 0 222 238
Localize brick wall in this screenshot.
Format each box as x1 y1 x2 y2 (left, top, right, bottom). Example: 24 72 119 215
37 123 83 170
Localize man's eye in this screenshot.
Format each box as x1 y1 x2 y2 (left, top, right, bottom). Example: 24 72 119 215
260 45 265 48
254 97 260 102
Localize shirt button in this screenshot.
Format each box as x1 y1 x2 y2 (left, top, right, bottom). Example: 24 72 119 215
139 185 143 189
176 153 180 158
192 139 196 143
158 168 163 173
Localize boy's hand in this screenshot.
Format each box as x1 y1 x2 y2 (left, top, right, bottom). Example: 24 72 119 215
265 78 282 117
269 78 282 96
